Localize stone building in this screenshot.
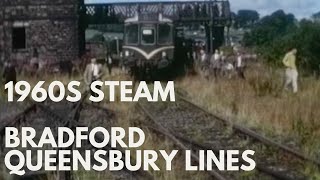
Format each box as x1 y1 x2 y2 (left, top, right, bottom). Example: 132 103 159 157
0 0 79 65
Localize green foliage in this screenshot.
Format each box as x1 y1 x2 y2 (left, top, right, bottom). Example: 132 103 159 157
296 21 320 72
244 10 320 73
235 10 260 28
243 10 296 46
312 11 320 19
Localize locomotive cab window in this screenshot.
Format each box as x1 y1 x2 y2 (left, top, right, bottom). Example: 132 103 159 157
12 27 26 50
158 24 173 45
125 24 139 45
141 27 155 45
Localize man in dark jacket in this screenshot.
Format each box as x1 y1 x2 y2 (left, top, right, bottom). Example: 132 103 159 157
2 61 17 85
106 53 113 76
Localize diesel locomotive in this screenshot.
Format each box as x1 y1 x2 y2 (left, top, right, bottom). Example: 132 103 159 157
121 13 192 80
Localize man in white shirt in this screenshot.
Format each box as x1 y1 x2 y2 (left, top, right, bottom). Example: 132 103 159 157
211 50 220 63
220 51 226 62
237 53 242 68
236 52 245 79
210 49 221 78
84 58 104 97
198 49 211 79
200 49 207 63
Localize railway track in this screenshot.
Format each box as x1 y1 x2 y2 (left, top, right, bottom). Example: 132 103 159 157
138 94 320 180
0 94 152 180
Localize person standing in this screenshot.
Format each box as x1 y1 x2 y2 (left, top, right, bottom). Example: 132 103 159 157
198 49 209 79
2 61 17 91
220 51 226 63
84 58 104 97
106 53 113 76
30 48 39 76
200 49 208 61
283 48 298 93
236 52 245 79
210 49 221 78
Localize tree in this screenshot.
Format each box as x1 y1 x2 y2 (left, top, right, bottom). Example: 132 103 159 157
243 10 297 46
243 10 320 73
312 11 320 22
312 11 320 18
295 20 320 72
235 10 259 28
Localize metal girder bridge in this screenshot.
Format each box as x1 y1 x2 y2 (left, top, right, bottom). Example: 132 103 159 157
83 0 231 25
79 0 231 54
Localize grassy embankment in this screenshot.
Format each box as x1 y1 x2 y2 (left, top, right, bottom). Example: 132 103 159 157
1 64 319 179
177 62 320 178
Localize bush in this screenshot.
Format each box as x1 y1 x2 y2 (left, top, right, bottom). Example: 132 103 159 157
243 10 320 74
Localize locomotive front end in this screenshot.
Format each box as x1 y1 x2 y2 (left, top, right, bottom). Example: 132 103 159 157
122 14 174 73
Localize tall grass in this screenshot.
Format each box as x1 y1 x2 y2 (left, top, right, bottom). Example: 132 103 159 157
2 65 319 179
177 62 320 159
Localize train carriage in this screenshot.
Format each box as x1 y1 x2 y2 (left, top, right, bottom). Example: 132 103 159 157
121 13 177 80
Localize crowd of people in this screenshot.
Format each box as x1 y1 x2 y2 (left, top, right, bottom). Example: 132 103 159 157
194 47 247 81
193 46 299 93
1 46 301 95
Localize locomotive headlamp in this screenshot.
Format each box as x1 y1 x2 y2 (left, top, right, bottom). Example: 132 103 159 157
162 51 167 58
125 50 130 57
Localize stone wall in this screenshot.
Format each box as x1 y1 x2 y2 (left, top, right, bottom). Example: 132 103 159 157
0 0 79 64
0 0 4 63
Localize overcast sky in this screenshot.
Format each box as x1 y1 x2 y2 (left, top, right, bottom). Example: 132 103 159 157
85 0 320 19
